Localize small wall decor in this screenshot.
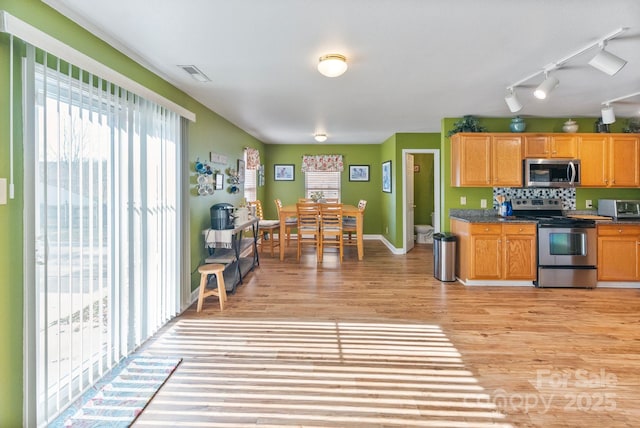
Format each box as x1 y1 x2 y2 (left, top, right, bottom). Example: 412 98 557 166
210 152 228 164
194 158 215 196
274 164 295 181
382 160 392 193
258 164 265 186
215 173 224 190
349 165 370 182
226 167 240 193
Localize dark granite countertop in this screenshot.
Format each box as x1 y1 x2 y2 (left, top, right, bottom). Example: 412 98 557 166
449 209 640 225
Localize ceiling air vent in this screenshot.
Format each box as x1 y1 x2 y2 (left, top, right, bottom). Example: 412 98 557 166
178 65 210 82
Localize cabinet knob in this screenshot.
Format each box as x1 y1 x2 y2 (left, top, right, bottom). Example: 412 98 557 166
618 229 623 233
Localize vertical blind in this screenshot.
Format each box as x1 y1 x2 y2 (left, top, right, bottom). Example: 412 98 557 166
24 44 182 425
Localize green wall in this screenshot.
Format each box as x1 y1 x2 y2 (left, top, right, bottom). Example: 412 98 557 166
263 144 383 235
441 116 640 231
0 1 262 425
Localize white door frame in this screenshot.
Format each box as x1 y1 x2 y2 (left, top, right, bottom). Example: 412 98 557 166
402 149 441 253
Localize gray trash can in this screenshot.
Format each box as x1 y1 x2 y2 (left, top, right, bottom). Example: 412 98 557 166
433 232 457 282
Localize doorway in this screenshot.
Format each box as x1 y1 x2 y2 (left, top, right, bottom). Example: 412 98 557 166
402 149 440 253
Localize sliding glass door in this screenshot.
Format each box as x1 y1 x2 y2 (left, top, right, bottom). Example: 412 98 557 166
24 46 182 425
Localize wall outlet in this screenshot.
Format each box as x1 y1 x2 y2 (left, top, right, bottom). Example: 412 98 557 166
586 199 593 209
460 196 466 205
480 199 487 208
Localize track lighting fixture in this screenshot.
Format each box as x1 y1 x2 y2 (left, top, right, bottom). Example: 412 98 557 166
601 104 616 124
589 43 627 76
534 73 559 100
600 90 640 125
504 27 628 110
504 88 522 113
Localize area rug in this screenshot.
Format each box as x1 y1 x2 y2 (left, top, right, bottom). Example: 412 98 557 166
51 354 182 427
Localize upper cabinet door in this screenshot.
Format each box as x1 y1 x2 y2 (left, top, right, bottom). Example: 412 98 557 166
578 135 609 187
492 135 523 187
523 135 549 157
451 134 492 186
550 135 577 158
609 135 640 187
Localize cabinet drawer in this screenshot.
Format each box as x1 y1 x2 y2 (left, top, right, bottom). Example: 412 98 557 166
597 225 640 236
502 223 536 235
469 223 502 234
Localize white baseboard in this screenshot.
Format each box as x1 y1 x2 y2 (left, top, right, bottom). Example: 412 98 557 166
596 281 640 289
459 278 535 287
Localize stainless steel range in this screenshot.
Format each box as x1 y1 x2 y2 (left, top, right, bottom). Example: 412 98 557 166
511 198 597 288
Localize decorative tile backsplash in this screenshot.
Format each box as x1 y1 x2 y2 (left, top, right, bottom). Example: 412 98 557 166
493 188 576 210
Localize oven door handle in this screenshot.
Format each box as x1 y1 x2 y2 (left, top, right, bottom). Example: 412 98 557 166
567 161 576 184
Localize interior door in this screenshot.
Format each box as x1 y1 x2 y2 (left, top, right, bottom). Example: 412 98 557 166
406 154 415 252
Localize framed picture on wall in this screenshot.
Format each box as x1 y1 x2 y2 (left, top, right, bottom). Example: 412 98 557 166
274 164 295 181
349 165 370 182
382 160 392 193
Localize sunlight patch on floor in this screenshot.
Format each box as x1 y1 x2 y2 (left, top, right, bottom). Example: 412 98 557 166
135 319 513 427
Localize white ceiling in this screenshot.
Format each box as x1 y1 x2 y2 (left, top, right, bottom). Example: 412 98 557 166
44 0 640 144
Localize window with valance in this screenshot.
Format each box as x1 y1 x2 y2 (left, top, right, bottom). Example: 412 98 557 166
301 154 344 172
245 147 261 170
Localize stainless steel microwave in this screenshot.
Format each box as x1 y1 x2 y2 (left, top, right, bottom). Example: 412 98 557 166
523 159 581 188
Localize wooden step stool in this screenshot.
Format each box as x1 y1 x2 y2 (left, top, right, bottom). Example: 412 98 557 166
197 264 228 311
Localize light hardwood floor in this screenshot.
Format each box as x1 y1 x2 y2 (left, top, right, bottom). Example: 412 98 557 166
134 241 640 427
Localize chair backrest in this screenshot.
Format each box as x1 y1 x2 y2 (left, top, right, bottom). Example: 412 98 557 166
248 200 264 220
324 198 339 203
298 198 314 203
320 203 343 231
274 198 283 213
296 202 319 230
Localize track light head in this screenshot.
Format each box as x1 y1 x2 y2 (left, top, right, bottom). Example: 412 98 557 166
601 104 616 124
589 47 627 76
534 74 559 100
504 88 523 113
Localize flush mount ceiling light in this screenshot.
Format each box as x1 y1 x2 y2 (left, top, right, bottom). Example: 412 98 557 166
600 90 640 125
314 133 328 142
533 73 559 100
317 54 348 77
589 43 627 76
504 27 628 109
504 88 523 112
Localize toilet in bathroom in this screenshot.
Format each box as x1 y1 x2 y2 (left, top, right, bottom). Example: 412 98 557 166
414 224 434 244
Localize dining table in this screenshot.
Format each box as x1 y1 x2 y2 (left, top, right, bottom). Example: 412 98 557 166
278 204 364 261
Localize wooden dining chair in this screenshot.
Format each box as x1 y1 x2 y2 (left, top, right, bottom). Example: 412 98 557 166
344 199 367 245
296 202 320 261
275 198 296 246
319 203 344 262
248 200 280 256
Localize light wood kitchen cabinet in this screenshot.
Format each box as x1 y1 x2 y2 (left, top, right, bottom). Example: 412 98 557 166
578 134 639 187
597 224 640 281
578 135 608 186
451 133 522 187
609 135 640 187
451 219 536 282
524 134 577 158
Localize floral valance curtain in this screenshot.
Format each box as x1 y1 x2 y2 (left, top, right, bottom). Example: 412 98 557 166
301 154 344 172
245 147 261 170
